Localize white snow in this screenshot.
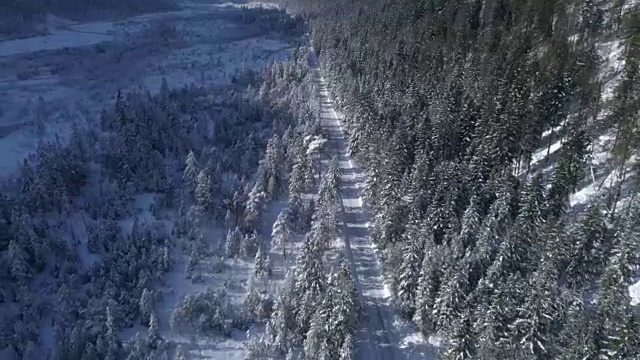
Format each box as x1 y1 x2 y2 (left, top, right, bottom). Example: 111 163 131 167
599 39 625 102
630 279 640 306
213 2 282 10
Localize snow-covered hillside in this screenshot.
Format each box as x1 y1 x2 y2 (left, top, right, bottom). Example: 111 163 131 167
0 1 295 176
0 1 307 359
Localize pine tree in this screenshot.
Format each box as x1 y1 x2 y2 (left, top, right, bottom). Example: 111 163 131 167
434 261 469 335
288 191 304 232
242 231 261 259
176 344 188 360
323 260 358 357
183 150 199 199
317 155 341 207
270 285 294 354
513 255 563 359
186 248 199 280
293 234 326 335
244 194 263 234
139 288 154 326
473 276 522 359
445 308 476 360
557 298 600 360
289 148 309 196
596 231 640 359
413 244 445 334
194 169 214 215
8 240 31 286
338 333 355 360
303 309 324 359
83 342 99 360
567 204 608 289
148 312 162 348
396 220 426 318
105 306 121 360
225 227 242 258
161 245 171 271
254 245 272 279
285 348 298 360
264 134 286 198
452 196 482 260
272 209 292 261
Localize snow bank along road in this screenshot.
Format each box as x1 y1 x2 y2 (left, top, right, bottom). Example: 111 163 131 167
308 48 437 360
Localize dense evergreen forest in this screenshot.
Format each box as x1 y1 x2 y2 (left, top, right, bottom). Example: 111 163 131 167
273 0 640 358
2 0 640 358
0 6 324 359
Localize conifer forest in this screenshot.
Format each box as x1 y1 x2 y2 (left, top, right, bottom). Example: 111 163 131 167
0 0 639 359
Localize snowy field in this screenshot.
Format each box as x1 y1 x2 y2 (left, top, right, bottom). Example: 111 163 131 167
0 0 295 176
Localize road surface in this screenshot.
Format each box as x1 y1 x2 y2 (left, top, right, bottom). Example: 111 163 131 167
308 47 438 360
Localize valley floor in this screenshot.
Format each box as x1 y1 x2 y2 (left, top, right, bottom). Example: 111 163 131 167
0 1 294 176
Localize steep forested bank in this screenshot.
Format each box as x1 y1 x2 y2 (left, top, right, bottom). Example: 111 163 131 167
276 0 640 358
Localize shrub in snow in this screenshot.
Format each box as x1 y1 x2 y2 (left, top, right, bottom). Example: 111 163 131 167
210 256 228 274
170 287 242 337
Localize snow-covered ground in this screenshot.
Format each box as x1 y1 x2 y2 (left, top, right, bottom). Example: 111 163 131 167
309 47 440 359
0 1 294 176
525 28 640 309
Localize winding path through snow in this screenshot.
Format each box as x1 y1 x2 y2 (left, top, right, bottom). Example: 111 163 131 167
308 47 438 360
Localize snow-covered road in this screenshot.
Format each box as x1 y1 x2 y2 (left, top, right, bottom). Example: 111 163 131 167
308 48 438 360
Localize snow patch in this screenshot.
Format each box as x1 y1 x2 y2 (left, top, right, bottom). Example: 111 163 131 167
630 279 640 306
427 334 445 348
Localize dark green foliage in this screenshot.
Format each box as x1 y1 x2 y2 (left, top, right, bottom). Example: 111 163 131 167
272 0 640 357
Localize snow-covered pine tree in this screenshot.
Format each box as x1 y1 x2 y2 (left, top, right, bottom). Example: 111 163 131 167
268 284 294 354
242 231 261 259
195 169 214 216
104 306 121 360
293 234 326 335
139 288 154 326
225 227 242 258
557 297 599 360
148 312 162 348
254 245 272 279
444 307 476 360
186 247 200 280
413 243 445 334
452 195 482 260
303 309 324 359
287 191 304 232
338 333 355 360
512 253 563 358
596 224 640 359
272 209 291 261
264 134 286 198
433 261 469 335
183 150 199 200
566 203 608 289
327 260 359 356
161 245 172 271
396 219 426 318
289 155 307 195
